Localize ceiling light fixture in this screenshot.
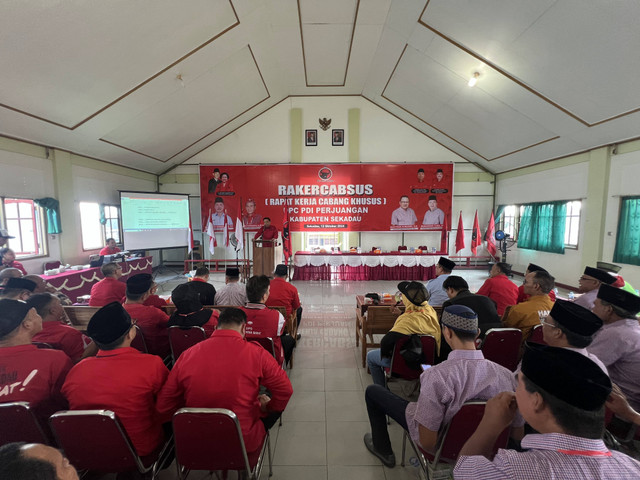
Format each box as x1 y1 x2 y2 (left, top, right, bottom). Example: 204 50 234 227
468 72 479 87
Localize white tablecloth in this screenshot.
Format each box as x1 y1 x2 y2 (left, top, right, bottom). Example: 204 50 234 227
293 253 438 268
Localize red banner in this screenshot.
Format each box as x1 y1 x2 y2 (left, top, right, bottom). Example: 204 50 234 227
200 164 453 232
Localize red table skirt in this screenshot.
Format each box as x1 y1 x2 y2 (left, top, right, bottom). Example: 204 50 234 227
292 265 436 281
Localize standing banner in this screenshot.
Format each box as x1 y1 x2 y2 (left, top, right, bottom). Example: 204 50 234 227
200 164 453 232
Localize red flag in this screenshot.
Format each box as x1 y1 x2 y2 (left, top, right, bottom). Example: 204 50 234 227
282 205 292 264
471 210 481 255
439 214 449 253
486 211 497 257
455 211 465 253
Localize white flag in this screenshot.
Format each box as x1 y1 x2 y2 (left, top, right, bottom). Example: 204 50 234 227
235 216 244 252
206 217 216 254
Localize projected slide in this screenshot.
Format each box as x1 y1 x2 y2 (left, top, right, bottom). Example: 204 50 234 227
120 192 190 250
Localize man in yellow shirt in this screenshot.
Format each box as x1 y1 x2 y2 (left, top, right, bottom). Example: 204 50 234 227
503 270 555 340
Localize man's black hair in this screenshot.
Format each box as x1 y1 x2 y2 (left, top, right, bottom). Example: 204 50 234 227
195 267 209 277
0 442 57 480
218 307 247 327
442 275 469 291
25 293 56 319
246 275 270 303
532 271 555 294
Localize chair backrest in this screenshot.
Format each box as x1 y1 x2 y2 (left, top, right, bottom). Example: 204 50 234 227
249 337 276 359
130 324 148 353
0 402 49 446
63 306 101 329
169 326 206 362
528 324 546 345
481 328 522 371
364 307 401 334
435 401 510 465
44 260 62 270
433 306 443 320
163 304 177 315
49 410 145 473
398 245 408 251
269 305 288 318
501 304 513 323
389 335 437 380
173 408 253 472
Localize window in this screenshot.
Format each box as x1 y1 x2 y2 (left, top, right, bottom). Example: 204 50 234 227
564 201 581 248
2 198 47 257
501 205 518 238
79 202 103 251
613 196 640 266
103 205 121 243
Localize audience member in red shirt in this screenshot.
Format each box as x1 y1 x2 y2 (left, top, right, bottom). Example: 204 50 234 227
168 283 219 337
242 275 296 366
123 274 170 358
0 248 27 275
0 299 72 427
476 262 519 316
98 237 121 256
62 302 170 457
0 277 36 301
254 217 279 243
516 263 557 303
265 264 302 334
27 293 97 363
89 263 125 307
157 307 293 455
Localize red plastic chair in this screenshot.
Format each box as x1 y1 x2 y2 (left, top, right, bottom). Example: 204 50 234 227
480 328 522 371
401 401 511 474
173 408 272 479
130 324 148 353
0 402 49 446
385 335 437 384
169 326 206 363
248 336 277 360
528 324 546 345
44 261 62 270
398 246 408 251
49 409 172 478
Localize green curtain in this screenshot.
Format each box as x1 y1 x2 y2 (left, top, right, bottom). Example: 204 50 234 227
614 197 640 266
34 197 62 234
517 201 567 254
99 204 107 225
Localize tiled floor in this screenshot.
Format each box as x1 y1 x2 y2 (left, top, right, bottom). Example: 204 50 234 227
146 268 510 480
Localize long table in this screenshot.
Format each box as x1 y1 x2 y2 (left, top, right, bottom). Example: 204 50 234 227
293 252 438 281
42 256 153 300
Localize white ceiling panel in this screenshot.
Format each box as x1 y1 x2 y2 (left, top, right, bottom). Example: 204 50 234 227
302 24 355 85
0 0 237 128
101 46 268 161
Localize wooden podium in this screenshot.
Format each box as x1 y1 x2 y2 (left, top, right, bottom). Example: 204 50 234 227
253 240 279 276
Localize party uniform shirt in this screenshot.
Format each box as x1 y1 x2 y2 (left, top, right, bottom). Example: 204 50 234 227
62 347 169 457
453 433 640 479
405 350 523 447
503 295 554 340
156 329 293 454
265 277 301 318
242 304 286 365
2 260 27 275
123 303 170 358
144 294 167 310
477 274 519 316
99 246 121 256
0 344 72 424
426 274 450 307
516 284 556 304
187 278 216 306
32 321 92 363
573 289 598 311
89 277 126 306
254 225 279 241
214 282 247 306
587 319 640 410
243 213 263 226
391 207 417 226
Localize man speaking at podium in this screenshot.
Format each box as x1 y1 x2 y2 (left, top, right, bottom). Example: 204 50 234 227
254 217 279 245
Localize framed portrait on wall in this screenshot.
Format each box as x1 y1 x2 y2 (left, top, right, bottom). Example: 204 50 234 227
305 129 317 146
332 129 344 146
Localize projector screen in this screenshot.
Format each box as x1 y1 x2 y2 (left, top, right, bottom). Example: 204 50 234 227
120 191 190 250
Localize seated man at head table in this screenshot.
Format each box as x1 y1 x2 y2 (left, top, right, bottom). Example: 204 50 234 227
574 266 616 311
0 277 36 301
454 344 640 479
425 256 456 307
156 307 293 457
363 305 524 468
214 267 247 306
502 270 555 341
476 262 519 316
366 281 441 387
62 302 170 458
0 442 80 480
99 237 121 256
0 299 72 429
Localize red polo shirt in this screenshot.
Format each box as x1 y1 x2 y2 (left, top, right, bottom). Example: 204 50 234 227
99 246 121 256
123 303 170 358
62 347 169 456
0 344 72 425
516 284 557 304
156 330 292 454
89 277 126 306
254 225 279 241
476 274 519 316
32 321 92 363
242 305 285 365
2 260 27 275
265 277 300 318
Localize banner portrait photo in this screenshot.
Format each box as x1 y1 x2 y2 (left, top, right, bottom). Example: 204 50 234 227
199 163 453 232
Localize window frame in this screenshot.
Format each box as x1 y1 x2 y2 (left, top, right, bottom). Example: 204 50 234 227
563 200 582 249
103 204 122 244
79 202 104 251
1 197 49 259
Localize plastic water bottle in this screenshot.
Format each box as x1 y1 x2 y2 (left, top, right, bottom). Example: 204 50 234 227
568 292 575 300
